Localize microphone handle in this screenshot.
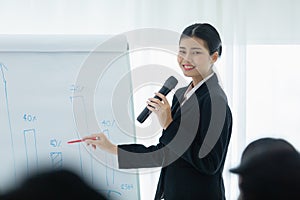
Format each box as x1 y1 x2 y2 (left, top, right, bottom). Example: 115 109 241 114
136 86 172 123
136 107 152 123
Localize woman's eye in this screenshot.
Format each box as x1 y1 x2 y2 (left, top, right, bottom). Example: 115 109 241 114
179 50 186 54
192 51 202 54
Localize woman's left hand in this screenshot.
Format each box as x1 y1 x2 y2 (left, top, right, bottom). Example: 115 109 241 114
147 92 173 129
83 133 118 155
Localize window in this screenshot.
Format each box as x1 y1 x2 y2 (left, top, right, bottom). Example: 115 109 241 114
246 45 300 148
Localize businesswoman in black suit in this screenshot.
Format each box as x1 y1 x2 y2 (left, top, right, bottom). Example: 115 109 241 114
85 23 232 200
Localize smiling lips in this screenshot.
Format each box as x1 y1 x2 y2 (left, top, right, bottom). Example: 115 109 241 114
182 64 195 71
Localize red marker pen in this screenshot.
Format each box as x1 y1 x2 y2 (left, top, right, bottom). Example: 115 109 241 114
67 136 99 144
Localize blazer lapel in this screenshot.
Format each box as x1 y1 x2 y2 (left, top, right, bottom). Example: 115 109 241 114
171 87 187 117
171 74 219 121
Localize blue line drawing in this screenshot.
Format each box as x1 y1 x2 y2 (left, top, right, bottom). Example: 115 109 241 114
0 63 17 182
23 113 37 122
69 84 84 93
103 128 115 186
50 139 61 147
99 189 122 200
23 129 39 175
70 95 89 136
70 96 121 196
90 150 94 185
50 152 63 169
70 95 94 184
77 142 84 176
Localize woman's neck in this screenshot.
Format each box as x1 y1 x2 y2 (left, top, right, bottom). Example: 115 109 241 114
192 70 213 86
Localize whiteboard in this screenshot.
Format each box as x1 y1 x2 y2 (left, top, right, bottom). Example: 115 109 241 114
0 35 140 200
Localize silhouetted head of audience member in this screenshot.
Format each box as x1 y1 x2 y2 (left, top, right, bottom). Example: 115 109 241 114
0 169 106 200
230 137 300 200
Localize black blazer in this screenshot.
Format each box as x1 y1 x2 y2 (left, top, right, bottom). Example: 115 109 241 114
118 74 232 200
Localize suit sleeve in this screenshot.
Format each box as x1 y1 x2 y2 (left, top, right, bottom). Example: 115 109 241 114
160 92 232 175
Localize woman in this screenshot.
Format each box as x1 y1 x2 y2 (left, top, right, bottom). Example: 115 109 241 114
85 23 232 200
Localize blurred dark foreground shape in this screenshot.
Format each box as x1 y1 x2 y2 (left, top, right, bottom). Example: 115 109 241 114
0 169 107 200
230 137 300 200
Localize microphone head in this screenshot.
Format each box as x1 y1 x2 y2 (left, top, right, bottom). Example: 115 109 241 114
164 76 178 90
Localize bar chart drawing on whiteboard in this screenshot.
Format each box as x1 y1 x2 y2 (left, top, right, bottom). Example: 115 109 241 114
23 129 39 175
0 35 141 199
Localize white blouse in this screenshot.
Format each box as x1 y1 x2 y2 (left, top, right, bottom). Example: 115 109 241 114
181 72 215 106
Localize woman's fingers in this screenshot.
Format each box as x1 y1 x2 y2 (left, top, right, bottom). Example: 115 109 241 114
147 93 173 129
147 100 160 111
147 93 170 112
148 93 169 106
82 133 101 141
83 133 117 155
154 92 170 106
147 99 161 109
147 105 157 113
83 133 105 148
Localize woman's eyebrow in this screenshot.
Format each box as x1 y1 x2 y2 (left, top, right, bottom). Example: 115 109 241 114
179 46 203 50
191 47 203 50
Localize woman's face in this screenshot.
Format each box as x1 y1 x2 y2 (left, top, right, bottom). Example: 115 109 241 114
177 36 217 84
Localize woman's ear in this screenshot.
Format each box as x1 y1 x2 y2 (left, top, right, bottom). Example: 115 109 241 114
210 51 219 64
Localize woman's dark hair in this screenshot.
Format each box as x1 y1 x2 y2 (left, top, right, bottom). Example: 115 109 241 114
180 23 222 57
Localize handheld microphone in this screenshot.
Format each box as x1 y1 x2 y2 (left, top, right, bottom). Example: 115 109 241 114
137 76 178 123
